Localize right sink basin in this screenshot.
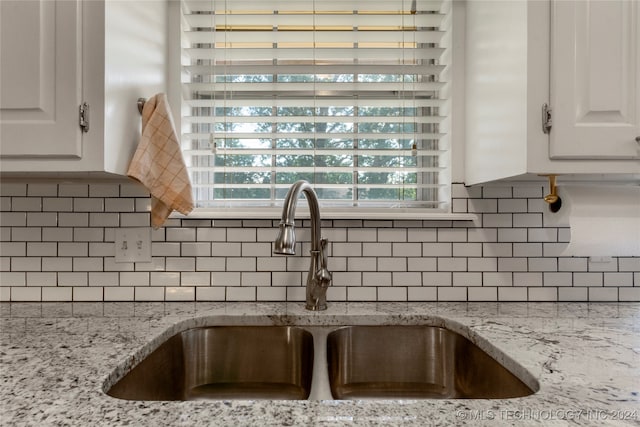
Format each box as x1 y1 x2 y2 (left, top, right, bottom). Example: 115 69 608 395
326 325 535 400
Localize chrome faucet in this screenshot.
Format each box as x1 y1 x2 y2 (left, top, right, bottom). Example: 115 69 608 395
273 180 332 311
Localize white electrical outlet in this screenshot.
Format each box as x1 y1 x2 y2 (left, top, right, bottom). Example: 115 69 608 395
115 228 152 263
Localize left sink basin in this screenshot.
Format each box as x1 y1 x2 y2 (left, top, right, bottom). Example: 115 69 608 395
106 326 314 401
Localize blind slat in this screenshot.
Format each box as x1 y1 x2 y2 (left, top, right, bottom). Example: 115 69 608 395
184 30 445 45
183 132 445 140
184 0 445 13
184 14 445 29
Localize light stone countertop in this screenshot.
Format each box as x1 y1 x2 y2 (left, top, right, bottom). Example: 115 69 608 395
1 302 639 426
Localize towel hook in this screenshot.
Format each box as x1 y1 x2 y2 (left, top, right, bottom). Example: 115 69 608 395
137 98 146 115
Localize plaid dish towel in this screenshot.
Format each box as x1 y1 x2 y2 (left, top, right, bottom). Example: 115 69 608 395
127 93 194 229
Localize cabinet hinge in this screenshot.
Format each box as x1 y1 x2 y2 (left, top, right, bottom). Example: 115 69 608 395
542 103 552 134
79 102 90 133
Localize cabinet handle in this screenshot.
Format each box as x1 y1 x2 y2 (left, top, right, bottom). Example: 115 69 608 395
636 136 640 143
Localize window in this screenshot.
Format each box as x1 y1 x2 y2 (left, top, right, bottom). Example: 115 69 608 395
180 0 451 213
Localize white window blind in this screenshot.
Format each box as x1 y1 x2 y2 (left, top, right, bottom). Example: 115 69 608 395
181 0 451 210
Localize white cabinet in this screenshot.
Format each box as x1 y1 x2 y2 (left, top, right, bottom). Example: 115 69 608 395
464 0 640 185
0 0 83 158
0 0 169 175
550 0 640 160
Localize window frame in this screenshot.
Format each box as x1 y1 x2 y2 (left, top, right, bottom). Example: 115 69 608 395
167 0 468 220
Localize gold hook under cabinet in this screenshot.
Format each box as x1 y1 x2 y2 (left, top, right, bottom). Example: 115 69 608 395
539 174 562 213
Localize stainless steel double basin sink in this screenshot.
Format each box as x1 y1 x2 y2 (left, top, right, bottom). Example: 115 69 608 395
105 325 537 401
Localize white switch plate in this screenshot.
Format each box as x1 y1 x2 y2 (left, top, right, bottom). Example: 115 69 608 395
114 228 152 263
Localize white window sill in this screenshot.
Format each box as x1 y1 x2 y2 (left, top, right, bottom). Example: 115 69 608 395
173 208 477 221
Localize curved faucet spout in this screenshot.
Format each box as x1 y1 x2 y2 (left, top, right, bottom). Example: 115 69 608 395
273 180 331 310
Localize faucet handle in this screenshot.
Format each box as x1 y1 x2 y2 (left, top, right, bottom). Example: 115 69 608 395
317 238 332 286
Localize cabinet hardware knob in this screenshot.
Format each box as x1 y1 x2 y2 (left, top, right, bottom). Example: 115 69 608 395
636 136 640 143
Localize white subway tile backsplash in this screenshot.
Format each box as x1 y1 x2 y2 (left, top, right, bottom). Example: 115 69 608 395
437 287 466 301
348 228 377 242
528 228 557 242
0 272 26 286
150 272 180 287
378 287 407 301
152 243 181 257
196 257 226 272
73 287 103 301
528 287 557 301
498 258 528 272
619 258 640 271
26 271 58 286
453 272 482 287
468 258 497 272
57 272 87 287
362 272 392 287
513 272 543 287
196 286 226 301
438 228 467 242
482 214 512 228
588 258 619 272
619 287 640 301
332 272 362 287
468 287 497 301
11 198 42 211
26 212 57 227
105 198 135 212
73 228 104 242
1 212 26 227
226 287 255 301
378 228 407 242
119 272 150 287
240 272 270 287
1 181 636 302
498 228 528 243
181 272 212 287
574 272 603 287
498 287 527 301
182 243 211 257
483 243 512 257
165 286 195 301
134 287 165 301
12 228 42 242
212 272 242 287
362 242 391 257
453 243 482 257
12 257 41 271
11 287 41 301
483 272 512 287
438 258 467 272
42 287 72 301
88 272 119 287
543 272 573 287
423 272 452 287
2 242 26 256
211 242 241 257
408 257 437 272
468 199 497 213
348 286 377 301
588 287 618 302
166 228 196 242
392 272 422 287
558 287 588 301
604 272 633 287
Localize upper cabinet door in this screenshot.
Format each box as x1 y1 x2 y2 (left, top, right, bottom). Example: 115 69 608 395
550 0 640 160
0 0 82 158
